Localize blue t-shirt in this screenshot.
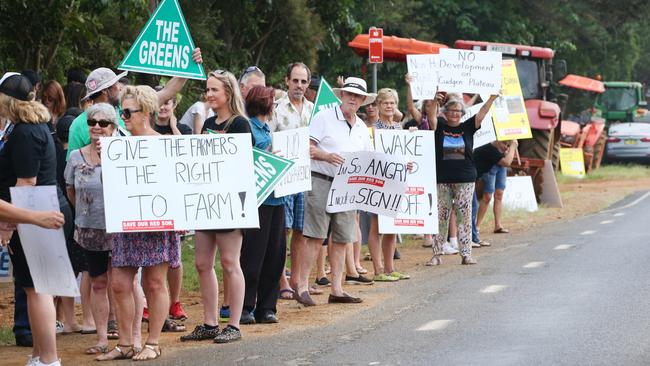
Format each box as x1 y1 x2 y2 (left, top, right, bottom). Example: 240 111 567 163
249 117 284 206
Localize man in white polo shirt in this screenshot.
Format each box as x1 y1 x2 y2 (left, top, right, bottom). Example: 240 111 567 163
296 77 376 305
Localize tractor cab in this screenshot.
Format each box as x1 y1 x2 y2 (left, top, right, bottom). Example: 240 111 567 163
595 82 646 124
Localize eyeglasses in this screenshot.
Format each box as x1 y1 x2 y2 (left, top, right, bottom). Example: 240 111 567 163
87 119 113 128
239 66 261 82
120 108 142 120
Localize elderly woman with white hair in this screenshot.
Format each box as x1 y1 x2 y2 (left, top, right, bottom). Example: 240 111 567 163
425 93 498 267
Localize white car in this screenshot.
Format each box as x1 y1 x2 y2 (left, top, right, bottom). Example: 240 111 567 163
605 121 650 162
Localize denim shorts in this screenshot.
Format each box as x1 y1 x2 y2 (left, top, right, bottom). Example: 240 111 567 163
481 165 507 194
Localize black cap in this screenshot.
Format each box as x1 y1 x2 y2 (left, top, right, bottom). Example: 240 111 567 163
66 68 87 84
0 74 33 101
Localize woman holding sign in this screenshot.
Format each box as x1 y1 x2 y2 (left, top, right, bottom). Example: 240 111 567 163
0 73 73 366
181 70 247 343
425 93 498 267
367 88 410 282
99 86 181 361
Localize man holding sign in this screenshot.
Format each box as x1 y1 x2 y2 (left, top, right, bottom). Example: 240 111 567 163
297 77 375 306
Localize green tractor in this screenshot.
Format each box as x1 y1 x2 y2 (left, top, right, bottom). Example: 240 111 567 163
594 82 647 124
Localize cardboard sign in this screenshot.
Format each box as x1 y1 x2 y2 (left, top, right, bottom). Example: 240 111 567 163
272 127 311 197
0 246 12 283
101 135 259 232
309 78 341 123
368 27 384 63
406 54 438 100
118 0 206 80
10 186 79 296
252 147 294 205
492 59 532 140
560 148 586 178
375 130 438 234
326 151 409 217
461 98 497 149
437 48 502 94
501 176 538 212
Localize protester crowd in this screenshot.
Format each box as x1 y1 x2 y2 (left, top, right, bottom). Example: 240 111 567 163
0 51 520 364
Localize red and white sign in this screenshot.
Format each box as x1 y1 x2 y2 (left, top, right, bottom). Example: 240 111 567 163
369 27 383 64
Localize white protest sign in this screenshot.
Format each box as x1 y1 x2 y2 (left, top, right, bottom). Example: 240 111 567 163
375 130 438 234
406 54 438 100
272 127 311 197
0 246 12 283
10 186 79 296
460 99 497 149
101 134 259 232
502 176 538 212
437 48 502 95
326 151 408 217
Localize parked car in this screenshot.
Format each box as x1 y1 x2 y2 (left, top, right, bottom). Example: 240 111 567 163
605 118 650 163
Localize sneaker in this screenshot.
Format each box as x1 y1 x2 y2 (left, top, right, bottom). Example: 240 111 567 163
315 277 330 286
219 306 230 323
55 320 64 334
169 301 187 321
240 309 256 325
442 242 459 255
180 324 220 342
373 273 399 282
471 241 482 248
255 310 279 324
390 271 411 280
345 275 374 285
214 325 242 343
478 240 491 247
461 255 477 265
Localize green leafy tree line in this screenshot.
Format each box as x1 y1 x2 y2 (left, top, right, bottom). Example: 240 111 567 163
1 0 649 114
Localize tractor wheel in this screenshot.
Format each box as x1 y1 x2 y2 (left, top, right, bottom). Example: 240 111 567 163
591 131 607 170
518 129 555 202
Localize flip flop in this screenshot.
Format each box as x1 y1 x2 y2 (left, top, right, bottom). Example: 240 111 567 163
494 227 510 234
308 285 324 295
278 288 294 300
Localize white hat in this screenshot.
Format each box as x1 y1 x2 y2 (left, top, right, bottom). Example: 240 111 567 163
333 77 377 106
82 68 128 101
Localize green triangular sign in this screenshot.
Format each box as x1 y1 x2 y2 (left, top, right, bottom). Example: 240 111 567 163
252 148 294 206
309 78 341 123
118 0 206 80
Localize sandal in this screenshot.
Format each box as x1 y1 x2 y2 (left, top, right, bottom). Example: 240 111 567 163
133 343 161 361
425 256 442 266
107 319 119 340
85 344 108 355
278 288 294 300
494 227 509 234
308 285 323 295
161 318 186 332
96 344 134 361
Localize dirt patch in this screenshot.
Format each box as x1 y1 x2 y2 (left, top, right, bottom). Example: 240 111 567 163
1 176 649 365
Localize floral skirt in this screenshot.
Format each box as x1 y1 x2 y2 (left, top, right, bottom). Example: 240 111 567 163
110 231 180 268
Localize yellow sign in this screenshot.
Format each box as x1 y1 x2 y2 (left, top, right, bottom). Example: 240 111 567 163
559 148 586 178
491 59 532 141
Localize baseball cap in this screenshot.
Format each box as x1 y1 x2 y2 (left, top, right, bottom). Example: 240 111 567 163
82 67 128 101
0 72 34 101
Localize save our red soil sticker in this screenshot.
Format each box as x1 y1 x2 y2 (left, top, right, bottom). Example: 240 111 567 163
122 219 175 231
348 175 385 187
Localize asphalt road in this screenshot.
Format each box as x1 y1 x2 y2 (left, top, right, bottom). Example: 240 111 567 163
161 190 650 366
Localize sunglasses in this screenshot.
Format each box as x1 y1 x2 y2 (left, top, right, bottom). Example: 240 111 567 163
120 108 142 120
238 66 261 82
87 119 114 128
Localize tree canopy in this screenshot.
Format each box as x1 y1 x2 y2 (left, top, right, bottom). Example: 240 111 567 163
1 0 649 113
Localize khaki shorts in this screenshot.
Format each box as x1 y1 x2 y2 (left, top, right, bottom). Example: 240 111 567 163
303 175 357 243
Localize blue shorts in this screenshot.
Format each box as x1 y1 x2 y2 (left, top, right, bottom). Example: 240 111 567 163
284 192 305 231
481 165 507 194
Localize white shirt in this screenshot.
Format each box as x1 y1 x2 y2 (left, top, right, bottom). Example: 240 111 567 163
270 95 314 132
178 101 214 132
310 105 373 177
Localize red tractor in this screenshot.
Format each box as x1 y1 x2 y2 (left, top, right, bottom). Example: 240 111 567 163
455 41 567 200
